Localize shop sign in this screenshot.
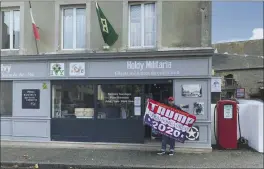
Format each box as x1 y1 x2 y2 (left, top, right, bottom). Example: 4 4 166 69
69 62 85 76
87 58 209 78
115 60 179 77
126 61 172 70
50 63 65 76
1 64 36 78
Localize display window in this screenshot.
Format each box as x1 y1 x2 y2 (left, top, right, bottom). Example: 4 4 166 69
97 84 143 119
52 83 95 118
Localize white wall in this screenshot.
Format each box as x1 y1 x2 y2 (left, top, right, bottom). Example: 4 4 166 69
211 103 263 153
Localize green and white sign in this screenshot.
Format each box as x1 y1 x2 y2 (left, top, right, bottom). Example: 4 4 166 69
50 63 65 76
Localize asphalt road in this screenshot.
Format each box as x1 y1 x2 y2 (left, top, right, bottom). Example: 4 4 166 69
1 147 263 168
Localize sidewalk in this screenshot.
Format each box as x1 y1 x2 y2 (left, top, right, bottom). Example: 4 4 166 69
1 141 263 168
0 140 212 153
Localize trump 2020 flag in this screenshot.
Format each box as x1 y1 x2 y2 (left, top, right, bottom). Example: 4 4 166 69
29 1 40 40
144 99 197 143
95 2 118 46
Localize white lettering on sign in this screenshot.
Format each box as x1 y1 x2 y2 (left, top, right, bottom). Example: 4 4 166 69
126 61 172 71
1 64 11 73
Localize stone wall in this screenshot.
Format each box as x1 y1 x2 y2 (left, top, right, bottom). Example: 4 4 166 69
213 39 263 56
215 69 263 98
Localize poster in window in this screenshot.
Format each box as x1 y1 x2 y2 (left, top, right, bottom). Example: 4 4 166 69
181 84 202 97
22 89 40 109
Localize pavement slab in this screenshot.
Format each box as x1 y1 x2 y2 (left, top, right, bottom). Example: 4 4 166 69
1 147 263 168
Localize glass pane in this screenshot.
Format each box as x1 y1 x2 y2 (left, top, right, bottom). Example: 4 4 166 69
76 8 86 49
52 84 94 118
144 3 156 46
129 5 141 47
2 11 10 49
63 8 73 49
97 84 143 119
0 81 13 116
13 10 20 49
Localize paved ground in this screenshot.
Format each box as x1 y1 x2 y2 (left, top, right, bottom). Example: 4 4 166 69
1 147 263 168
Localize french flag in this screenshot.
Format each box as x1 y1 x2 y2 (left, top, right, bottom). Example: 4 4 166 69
29 1 40 40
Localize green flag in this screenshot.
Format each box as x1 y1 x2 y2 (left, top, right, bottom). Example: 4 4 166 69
96 2 118 46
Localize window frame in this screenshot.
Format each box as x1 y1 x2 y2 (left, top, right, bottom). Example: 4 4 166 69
51 82 96 119
60 6 86 50
128 2 157 49
1 9 20 51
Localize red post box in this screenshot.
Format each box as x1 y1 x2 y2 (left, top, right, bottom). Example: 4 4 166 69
216 100 238 149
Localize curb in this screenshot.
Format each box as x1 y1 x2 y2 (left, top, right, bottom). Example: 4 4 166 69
0 140 212 153
0 162 180 169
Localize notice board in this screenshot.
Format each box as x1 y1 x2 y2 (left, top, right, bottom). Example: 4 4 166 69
22 89 40 109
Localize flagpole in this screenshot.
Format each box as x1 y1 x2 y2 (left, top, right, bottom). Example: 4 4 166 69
29 1 39 55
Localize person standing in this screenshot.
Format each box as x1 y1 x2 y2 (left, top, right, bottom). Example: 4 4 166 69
157 96 182 156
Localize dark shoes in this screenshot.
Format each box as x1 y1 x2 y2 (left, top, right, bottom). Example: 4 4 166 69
157 151 174 156
157 151 166 155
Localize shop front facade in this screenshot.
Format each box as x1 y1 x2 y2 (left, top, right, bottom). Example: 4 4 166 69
0 50 212 148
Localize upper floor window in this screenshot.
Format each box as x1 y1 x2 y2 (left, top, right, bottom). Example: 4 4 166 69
1 10 20 50
128 3 156 48
61 7 86 50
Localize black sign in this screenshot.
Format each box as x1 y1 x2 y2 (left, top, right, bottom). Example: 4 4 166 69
186 126 200 141
22 89 40 109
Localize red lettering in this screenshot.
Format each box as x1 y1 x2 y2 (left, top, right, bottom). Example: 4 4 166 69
157 106 166 116
173 113 187 124
164 109 174 119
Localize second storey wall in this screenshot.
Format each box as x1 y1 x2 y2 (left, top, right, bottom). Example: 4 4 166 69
1 1 212 56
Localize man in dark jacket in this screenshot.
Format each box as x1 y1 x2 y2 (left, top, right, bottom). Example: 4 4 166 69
157 96 182 156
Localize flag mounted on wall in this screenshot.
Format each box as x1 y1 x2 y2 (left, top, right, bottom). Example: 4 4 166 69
95 2 118 46
29 1 40 40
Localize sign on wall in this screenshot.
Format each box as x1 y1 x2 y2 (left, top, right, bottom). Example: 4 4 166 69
1 63 46 79
69 62 85 76
186 126 200 141
236 88 245 98
50 63 65 76
22 89 40 109
88 59 209 78
211 77 222 92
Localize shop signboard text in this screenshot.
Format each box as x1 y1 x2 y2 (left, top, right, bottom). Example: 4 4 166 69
1 64 37 78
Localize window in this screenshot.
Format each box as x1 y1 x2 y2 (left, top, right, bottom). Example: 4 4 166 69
97 84 143 119
52 83 94 118
129 3 156 48
61 7 86 49
0 81 13 116
1 10 20 50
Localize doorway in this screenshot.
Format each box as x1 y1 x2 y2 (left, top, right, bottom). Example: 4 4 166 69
143 82 173 141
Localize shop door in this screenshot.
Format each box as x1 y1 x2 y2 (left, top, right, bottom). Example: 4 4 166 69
143 82 173 141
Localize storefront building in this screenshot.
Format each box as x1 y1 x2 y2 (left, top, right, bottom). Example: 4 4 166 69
0 49 213 148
